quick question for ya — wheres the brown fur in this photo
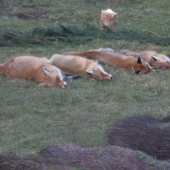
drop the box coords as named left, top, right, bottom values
left=42, top=54, right=112, bottom=80
left=0, top=56, right=67, bottom=88
left=119, top=49, right=170, bottom=68
left=64, top=49, right=154, bottom=74
left=100, top=9, right=117, bottom=30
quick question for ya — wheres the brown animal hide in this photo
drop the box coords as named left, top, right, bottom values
left=100, top=9, right=117, bottom=30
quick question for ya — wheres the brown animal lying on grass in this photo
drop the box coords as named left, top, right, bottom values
left=0, top=56, right=67, bottom=88
left=63, top=48, right=155, bottom=74
left=42, top=54, right=112, bottom=80
left=107, top=114, right=170, bottom=160
left=119, top=49, right=170, bottom=69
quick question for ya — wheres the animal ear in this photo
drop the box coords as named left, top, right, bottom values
left=56, top=76, right=61, bottom=82
left=137, top=57, right=143, bottom=64
left=42, top=67, right=51, bottom=75
left=152, top=55, right=160, bottom=61
left=86, top=69, right=94, bottom=75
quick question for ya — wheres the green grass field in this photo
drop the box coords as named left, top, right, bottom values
left=1, top=0, right=170, bottom=158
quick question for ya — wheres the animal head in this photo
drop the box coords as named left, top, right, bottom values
left=86, top=65, right=112, bottom=80
left=42, top=67, right=67, bottom=88
left=151, top=55, right=170, bottom=69
left=134, top=57, right=154, bottom=74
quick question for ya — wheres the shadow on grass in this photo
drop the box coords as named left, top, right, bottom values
left=0, top=25, right=170, bottom=47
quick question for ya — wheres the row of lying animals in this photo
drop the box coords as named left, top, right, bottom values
left=1, top=114, right=170, bottom=170
left=0, top=48, right=169, bottom=88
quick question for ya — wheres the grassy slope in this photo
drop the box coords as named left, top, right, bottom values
left=0, top=0, right=170, bottom=155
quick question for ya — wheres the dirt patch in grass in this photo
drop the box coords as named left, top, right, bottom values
left=0, top=4, right=11, bottom=15
left=0, top=3, right=50, bottom=20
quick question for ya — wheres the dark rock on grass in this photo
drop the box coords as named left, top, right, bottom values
left=39, top=143, right=148, bottom=170
left=0, top=154, right=72, bottom=170
left=0, top=154, right=46, bottom=170
left=107, top=114, right=170, bottom=160
left=1, top=142, right=170, bottom=170
left=39, top=142, right=170, bottom=170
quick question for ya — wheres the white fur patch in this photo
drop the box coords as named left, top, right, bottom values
left=146, top=62, right=155, bottom=71
left=106, top=9, right=117, bottom=15
left=98, top=65, right=112, bottom=77
left=63, top=81, right=67, bottom=88
left=54, top=66, right=64, bottom=80
left=55, top=67, right=67, bottom=87
left=99, top=65, right=108, bottom=74
left=167, top=57, right=170, bottom=62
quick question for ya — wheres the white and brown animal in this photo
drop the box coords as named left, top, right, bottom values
left=0, top=56, right=67, bottom=88
left=64, top=49, right=154, bottom=74
left=42, top=54, right=112, bottom=80
left=100, top=9, right=117, bottom=30
left=119, top=49, right=170, bottom=69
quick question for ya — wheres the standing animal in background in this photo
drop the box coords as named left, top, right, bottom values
left=0, top=56, right=67, bottom=88
left=119, top=49, right=170, bottom=68
left=100, top=9, right=117, bottom=30
left=64, top=49, right=154, bottom=74
left=107, top=114, right=170, bottom=160
left=42, top=54, right=112, bottom=80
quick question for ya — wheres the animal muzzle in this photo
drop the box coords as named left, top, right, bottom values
left=63, top=82, right=67, bottom=88
left=135, top=71, right=140, bottom=75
